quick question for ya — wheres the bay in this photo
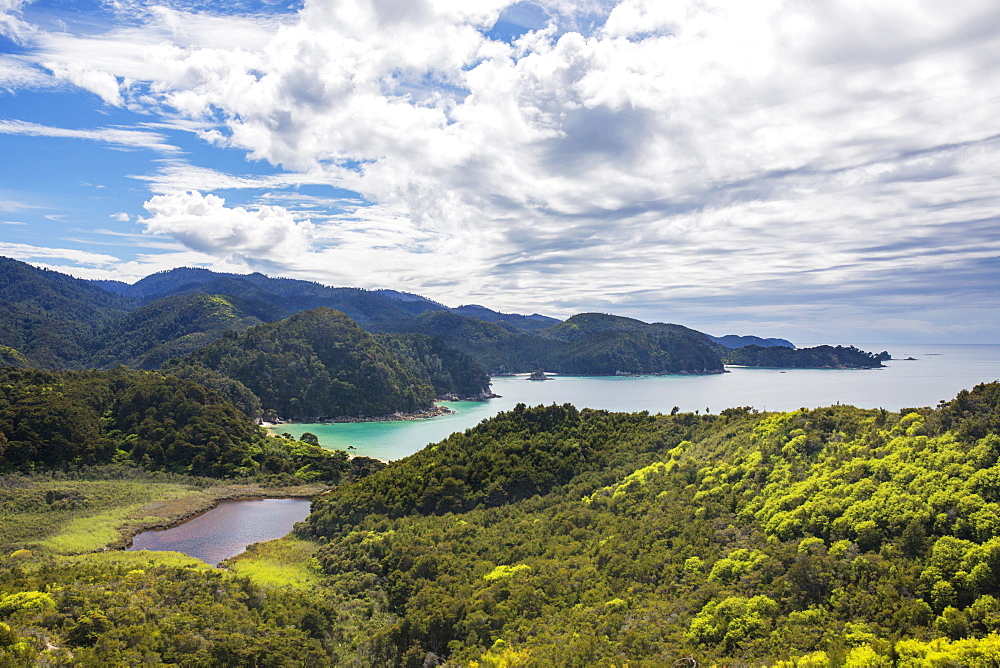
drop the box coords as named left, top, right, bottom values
left=272, top=344, right=1000, bottom=462
left=128, top=498, right=312, bottom=565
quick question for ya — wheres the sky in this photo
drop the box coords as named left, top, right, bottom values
left=1, top=0, right=999, bottom=344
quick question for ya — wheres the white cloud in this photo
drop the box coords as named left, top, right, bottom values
left=140, top=190, right=315, bottom=259
left=0, top=241, right=121, bottom=266
left=0, top=195, right=44, bottom=212
left=0, top=0, right=34, bottom=44
left=0, top=119, right=181, bottom=153
left=4, top=0, right=1000, bottom=341
left=0, top=55, right=53, bottom=90
left=131, top=159, right=339, bottom=195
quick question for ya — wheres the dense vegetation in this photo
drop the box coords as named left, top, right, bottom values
left=711, top=334, right=795, bottom=349
left=0, top=259, right=551, bottom=373
left=0, top=550, right=373, bottom=665
left=293, top=383, right=1000, bottom=665
left=389, top=311, right=726, bottom=375
left=0, top=367, right=378, bottom=482
left=0, top=258, right=132, bottom=369
left=542, top=313, right=724, bottom=375
left=5, top=257, right=854, bottom=377
left=449, top=304, right=559, bottom=330
left=4, top=378, right=1000, bottom=663
left=170, top=308, right=438, bottom=420
left=89, top=293, right=274, bottom=370
left=723, top=344, right=886, bottom=368
left=374, top=333, right=492, bottom=399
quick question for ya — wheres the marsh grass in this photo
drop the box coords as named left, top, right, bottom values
left=223, top=537, right=323, bottom=589
left=65, top=549, right=214, bottom=572
left=1, top=470, right=326, bottom=557
left=0, top=477, right=211, bottom=555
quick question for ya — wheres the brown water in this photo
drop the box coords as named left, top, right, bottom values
left=128, top=497, right=312, bottom=565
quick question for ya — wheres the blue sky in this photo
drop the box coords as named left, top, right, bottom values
left=1, top=0, right=999, bottom=344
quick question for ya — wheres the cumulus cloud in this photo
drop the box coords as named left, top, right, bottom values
left=140, top=190, right=315, bottom=260
left=5, top=0, right=1000, bottom=341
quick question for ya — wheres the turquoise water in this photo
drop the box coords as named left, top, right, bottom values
left=273, top=344, right=1000, bottom=461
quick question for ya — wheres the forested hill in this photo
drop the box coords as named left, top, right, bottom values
left=301, top=383, right=1000, bottom=665
left=373, top=332, right=492, bottom=400
left=0, top=258, right=559, bottom=370
left=723, top=344, right=886, bottom=368
left=712, top=333, right=795, bottom=349
left=387, top=311, right=727, bottom=375
left=541, top=313, right=724, bottom=374
left=169, top=308, right=443, bottom=420
left=0, top=257, right=132, bottom=368
left=1, top=257, right=885, bottom=376
left=449, top=304, right=560, bottom=330
left=0, top=367, right=378, bottom=481
left=95, top=266, right=444, bottom=329
left=89, top=293, right=276, bottom=370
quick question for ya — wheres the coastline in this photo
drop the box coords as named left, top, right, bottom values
left=724, top=364, right=883, bottom=370
left=264, top=403, right=456, bottom=427
left=492, top=369, right=728, bottom=378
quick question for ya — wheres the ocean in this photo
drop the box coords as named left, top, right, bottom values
left=270, top=344, right=1000, bottom=461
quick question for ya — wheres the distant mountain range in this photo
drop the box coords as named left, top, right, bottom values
left=91, top=265, right=561, bottom=332
left=0, top=256, right=882, bottom=415
left=710, top=334, right=795, bottom=349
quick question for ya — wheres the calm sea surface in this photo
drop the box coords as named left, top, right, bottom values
left=128, top=498, right=312, bottom=565
left=273, top=344, right=1000, bottom=462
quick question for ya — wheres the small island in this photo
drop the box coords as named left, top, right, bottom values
left=527, top=370, right=551, bottom=381
left=722, top=344, right=886, bottom=369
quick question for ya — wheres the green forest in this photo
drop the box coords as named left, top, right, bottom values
left=3, top=257, right=833, bottom=379
left=297, top=384, right=1000, bottom=664
left=169, top=308, right=440, bottom=420
left=389, top=311, right=727, bottom=375
left=722, top=345, right=887, bottom=369
left=2, top=254, right=979, bottom=665
left=3, top=382, right=1000, bottom=664
left=0, top=366, right=382, bottom=482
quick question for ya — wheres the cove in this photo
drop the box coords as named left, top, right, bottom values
left=128, top=497, right=312, bottom=565
left=273, top=344, right=1000, bottom=462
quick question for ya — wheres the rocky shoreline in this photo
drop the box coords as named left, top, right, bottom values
left=264, top=393, right=503, bottom=427
left=266, top=404, right=454, bottom=427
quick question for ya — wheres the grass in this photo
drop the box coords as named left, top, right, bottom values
left=65, top=549, right=215, bottom=572
left=0, top=478, right=212, bottom=555
left=223, top=537, right=324, bottom=589
left=1, top=472, right=328, bottom=557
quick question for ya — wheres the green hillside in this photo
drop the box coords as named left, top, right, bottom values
left=3, top=385, right=1000, bottom=664
left=391, top=311, right=726, bottom=375
left=0, top=258, right=132, bottom=368
left=0, top=258, right=747, bottom=377
left=544, top=313, right=725, bottom=374
left=374, top=332, right=493, bottom=399
left=387, top=310, right=554, bottom=374
left=299, top=383, right=1000, bottom=665
left=91, top=293, right=278, bottom=369
left=172, top=307, right=437, bottom=420
left=97, top=266, right=444, bottom=328
left=723, top=344, right=885, bottom=369
left=0, top=367, right=369, bottom=481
